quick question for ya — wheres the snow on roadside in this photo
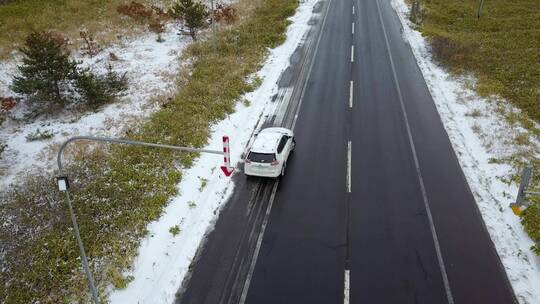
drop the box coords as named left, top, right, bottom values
left=108, top=0, right=319, bottom=302
left=0, top=23, right=187, bottom=189
left=391, top=0, right=540, bottom=302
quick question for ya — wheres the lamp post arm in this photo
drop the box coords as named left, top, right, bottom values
left=57, top=136, right=224, bottom=174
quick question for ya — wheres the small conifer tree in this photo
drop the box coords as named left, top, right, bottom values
left=11, top=32, right=78, bottom=109
left=169, top=0, right=209, bottom=40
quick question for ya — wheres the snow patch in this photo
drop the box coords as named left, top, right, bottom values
left=0, top=23, right=187, bottom=188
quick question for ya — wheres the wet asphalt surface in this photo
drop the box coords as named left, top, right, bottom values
left=175, top=0, right=517, bottom=303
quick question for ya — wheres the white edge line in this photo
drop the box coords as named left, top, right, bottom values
left=344, top=269, right=350, bottom=304
left=347, top=141, right=351, bottom=193
left=374, top=1, right=454, bottom=303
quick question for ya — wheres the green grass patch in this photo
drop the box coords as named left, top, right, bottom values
left=522, top=198, right=540, bottom=255
left=419, top=0, right=539, bottom=122
left=0, top=0, right=161, bottom=58
left=169, top=225, right=181, bottom=236
left=0, top=0, right=299, bottom=302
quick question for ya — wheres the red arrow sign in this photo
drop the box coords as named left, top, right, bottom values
left=220, top=166, right=235, bottom=177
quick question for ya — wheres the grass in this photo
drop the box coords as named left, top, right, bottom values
left=24, top=128, right=54, bottom=141
left=0, top=0, right=160, bottom=59
left=198, top=176, right=208, bottom=192
left=419, top=0, right=539, bottom=123
left=169, top=225, right=181, bottom=236
left=415, top=0, right=540, bottom=254
left=0, top=0, right=299, bottom=301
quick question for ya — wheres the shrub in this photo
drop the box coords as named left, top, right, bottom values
left=25, top=128, right=54, bottom=141
left=80, top=30, right=102, bottom=57
left=1, top=96, right=15, bottom=124
left=11, top=31, right=128, bottom=115
left=522, top=201, right=540, bottom=254
left=169, top=0, right=209, bottom=40
left=429, top=35, right=473, bottom=71
left=75, top=65, right=128, bottom=108
left=1, top=96, right=16, bottom=112
left=0, top=143, right=6, bottom=156
left=214, top=4, right=238, bottom=25
left=117, top=1, right=170, bottom=34
left=117, top=1, right=153, bottom=19
left=11, top=31, right=78, bottom=109
left=149, top=18, right=165, bottom=34
left=169, top=225, right=181, bottom=236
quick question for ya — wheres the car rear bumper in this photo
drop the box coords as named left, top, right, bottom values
left=244, top=164, right=281, bottom=178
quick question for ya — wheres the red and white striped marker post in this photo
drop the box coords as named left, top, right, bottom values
left=220, top=136, right=235, bottom=176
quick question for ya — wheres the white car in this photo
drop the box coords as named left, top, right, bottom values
left=244, top=127, right=295, bottom=178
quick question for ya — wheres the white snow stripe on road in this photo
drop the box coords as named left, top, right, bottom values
left=344, top=269, right=351, bottom=304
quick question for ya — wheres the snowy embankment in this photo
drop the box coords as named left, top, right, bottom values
left=391, top=0, right=540, bottom=303
left=0, top=23, right=187, bottom=189
left=108, top=0, right=318, bottom=302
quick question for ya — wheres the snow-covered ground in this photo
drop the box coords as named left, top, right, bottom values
left=0, top=22, right=187, bottom=189
left=108, top=0, right=319, bottom=302
left=391, top=0, right=540, bottom=302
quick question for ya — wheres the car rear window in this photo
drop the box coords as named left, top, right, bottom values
left=247, top=152, right=275, bottom=163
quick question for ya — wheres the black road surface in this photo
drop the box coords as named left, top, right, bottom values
left=176, top=0, right=517, bottom=303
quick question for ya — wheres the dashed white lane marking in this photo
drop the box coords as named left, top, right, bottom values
left=351, top=45, right=354, bottom=62
left=347, top=141, right=351, bottom=193
left=349, top=80, right=353, bottom=108
left=344, top=269, right=350, bottom=304
left=374, top=0, right=455, bottom=303
left=352, top=22, right=355, bottom=34
left=352, top=5, right=355, bottom=15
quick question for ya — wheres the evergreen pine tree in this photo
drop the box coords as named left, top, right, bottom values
left=11, top=32, right=78, bottom=109
left=169, top=0, right=209, bottom=40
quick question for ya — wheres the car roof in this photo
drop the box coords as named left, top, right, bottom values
left=250, top=128, right=292, bottom=153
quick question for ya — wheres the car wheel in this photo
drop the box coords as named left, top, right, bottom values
left=291, top=139, right=296, bottom=152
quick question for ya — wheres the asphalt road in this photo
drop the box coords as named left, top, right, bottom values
left=176, top=0, right=517, bottom=303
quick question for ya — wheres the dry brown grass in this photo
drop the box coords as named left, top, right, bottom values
left=0, top=0, right=175, bottom=59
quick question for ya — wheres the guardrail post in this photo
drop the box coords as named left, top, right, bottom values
left=511, top=166, right=539, bottom=215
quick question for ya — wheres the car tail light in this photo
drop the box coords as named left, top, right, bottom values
left=271, top=160, right=279, bottom=166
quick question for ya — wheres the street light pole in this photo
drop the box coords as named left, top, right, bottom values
left=63, top=188, right=100, bottom=304
left=56, top=136, right=232, bottom=303
left=210, top=0, right=217, bottom=52
left=477, top=0, right=485, bottom=19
